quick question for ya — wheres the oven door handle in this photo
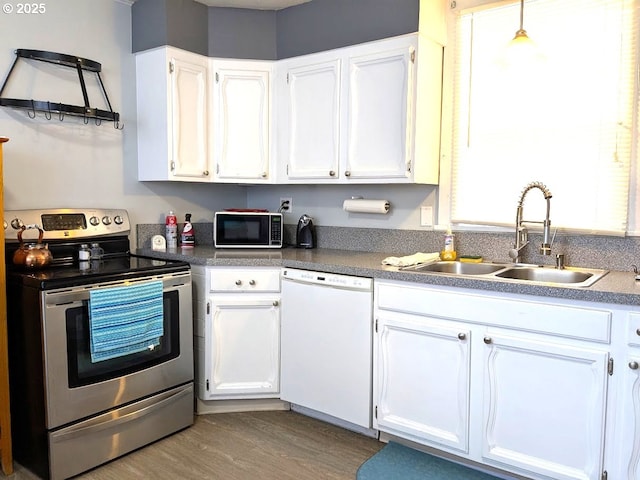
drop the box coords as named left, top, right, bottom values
left=49, top=385, right=192, bottom=443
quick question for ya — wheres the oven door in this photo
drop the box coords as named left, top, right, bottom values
left=42, top=271, right=193, bottom=429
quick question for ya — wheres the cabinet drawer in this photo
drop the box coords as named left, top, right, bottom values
left=209, top=267, right=280, bottom=292
left=628, top=312, right=640, bottom=347
left=376, top=282, right=611, bottom=343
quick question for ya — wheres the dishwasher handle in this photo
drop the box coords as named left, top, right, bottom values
left=282, top=274, right=372, bottom=293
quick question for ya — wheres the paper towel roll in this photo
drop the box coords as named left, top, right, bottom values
left=343, top=199, right=390, bottom=214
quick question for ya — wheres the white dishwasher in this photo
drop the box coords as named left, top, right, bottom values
left=281, top=268, right=373, bottom=431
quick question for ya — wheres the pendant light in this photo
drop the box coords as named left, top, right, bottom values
left=505, top=0, right=542, bottom=68
left=509, top=0, right=536, bottom=52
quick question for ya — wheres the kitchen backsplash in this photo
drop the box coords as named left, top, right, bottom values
left=136, top=223, right=640, bottom=273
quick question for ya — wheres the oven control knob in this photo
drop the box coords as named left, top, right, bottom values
left=114, top=215, right=124, bottom=225
left=10, top=218, right=24, bottom=230
left=89, top=216, right=100, bottom=226
left=102, top=216, right=112, bottom=226
left=3, top=221, right=6, bottom=230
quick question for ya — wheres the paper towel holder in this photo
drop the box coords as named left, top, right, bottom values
left=343, top=197, right=391, bottom=214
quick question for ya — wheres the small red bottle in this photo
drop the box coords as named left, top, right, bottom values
left=180, top=213, right=195, bottom=248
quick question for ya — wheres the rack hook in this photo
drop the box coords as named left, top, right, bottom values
left=44, top=101, right=52, bottom=120
left=114, top=119, right=124, bottom=130
left=59, top=102, right=64, bottom=121
left=95, top=117, right=102, bottom=126
left=28, top=100, right=36, bottom=119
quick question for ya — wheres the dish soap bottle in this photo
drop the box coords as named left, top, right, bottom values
left=441, top=227, right=457, bottom=261
left=180, top=213, right=195, bottom=248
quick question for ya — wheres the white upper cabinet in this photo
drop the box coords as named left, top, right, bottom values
left=211, top=59, right=273, bottom=183
left=283, top=57, right=341, bottom=180
left=136, top=47, right=211, bottom=182
left=345, top=43, right=415, bottom=180
left=278, top=34, right=442, bottom=184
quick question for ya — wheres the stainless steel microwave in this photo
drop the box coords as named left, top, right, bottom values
left=214, top=211, right=283, bottom=249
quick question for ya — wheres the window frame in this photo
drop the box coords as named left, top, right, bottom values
left=436, top=0, right=640, bottom=236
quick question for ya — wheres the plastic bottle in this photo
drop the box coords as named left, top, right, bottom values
left=180, top=213, right=195, bottom=248
left=165, top=211, right=178, bottom=249
left=441, top=227, right=457, bottom=261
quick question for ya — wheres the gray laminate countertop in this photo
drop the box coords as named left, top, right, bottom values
left=135, top=246, right=640, bottom=307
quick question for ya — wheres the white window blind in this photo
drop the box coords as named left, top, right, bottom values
left=450, top=0, right=637, bottom=235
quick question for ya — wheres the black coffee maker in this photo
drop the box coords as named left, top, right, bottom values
left=296, top=214, right=316, bottom=249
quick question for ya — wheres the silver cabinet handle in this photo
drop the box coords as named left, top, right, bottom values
left=203, top=170, right=209, bottom=176
left=483, top=336, right=492, bottom=345
left=235, top=280, right=242, bottom=286
left=273, top=300, right=279, bottom=307
left=457, top=333, right=466, bottom=340
left=249, top=279, right=256, bottom=286
left=261, top=172, right=267, bottom=178
left=329, top=170, right=336, bottom=177
left=630, top=361, right=639, bottom=370
left=636, top=328, right=640, bottom=336
left=345, top=171, right=351, bottom=177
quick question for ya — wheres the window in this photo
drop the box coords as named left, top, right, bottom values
left=445, top=0, right=638, bottom=235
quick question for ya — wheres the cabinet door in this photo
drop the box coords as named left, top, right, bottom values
left=374, top=312, right=470, bottom=453
left=345, top=44, right=415, bottom=180
left=619, top=353, right=640, bottom=480
left=284, top=59, right=341, bottom=180
left=169, top=54, right=210, bottom=179
left=213, top=61, right=271, bottom=182
left=203, top=295, right=280, bottom=399
left=482, top=334, right=608, bottom=480
left=136, top=47, right=210, bottom=182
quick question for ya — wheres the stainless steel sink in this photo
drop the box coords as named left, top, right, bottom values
left=402, top=261, right=508, bottom=275
left=495, top=265, right=609, bottom=287
left=400, top=261, right=609, bottom=287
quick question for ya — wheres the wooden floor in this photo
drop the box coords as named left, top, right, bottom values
left=4, top=411, right=384, bottom=479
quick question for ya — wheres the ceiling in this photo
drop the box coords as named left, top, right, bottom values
left=194, top=0, right=310, bottom=9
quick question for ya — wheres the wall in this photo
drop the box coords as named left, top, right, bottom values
left=132, top=0, right=419, bottom=60
left=132, top=0, right=209, bottom=55
left=0, top=0, right=246, bottom=247
left=275, top=0, right=419, bottom=58
left=208, top=8, right=277, bottom=59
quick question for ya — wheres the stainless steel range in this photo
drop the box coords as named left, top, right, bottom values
left=4, top=208, right=194, bottom=480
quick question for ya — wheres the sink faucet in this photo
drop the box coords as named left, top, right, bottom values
left=508, top=181, right=553, bottom=263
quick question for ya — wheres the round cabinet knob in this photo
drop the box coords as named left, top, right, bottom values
left=249, top=279, right=256, bottom=286
left=636, top=328, right=640, bottom=336
left=261, top=172, right=267, bottom=178
left=203, top=170, right=209, bottom=176
left=235, top=280, right=242, bottom=286
left=345, top=171, right=351, bottom=177
left=457, top=333, right=466, bottom=340
left=329, top=170, right=336, bottom=177
left=273, top=300, right=279, bottom=307
left=483, top=336, right=492, bottom=345
left=630, top=361, right=639, bottom=370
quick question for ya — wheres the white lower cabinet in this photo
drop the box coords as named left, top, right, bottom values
left=618, top=312, right=640, bottom=480
left=375, top=311, right=470, bottom=453
left=197, top=267, right=280, bottom=400
left=481, top=333, right=608, bottom=480
left=374, top=280, right=612, bottom=480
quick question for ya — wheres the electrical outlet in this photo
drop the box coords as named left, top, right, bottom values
left=280, top=197, right=293, bottom=214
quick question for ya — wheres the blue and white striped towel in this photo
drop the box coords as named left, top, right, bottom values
left=89, top=280, right=164, bottom=363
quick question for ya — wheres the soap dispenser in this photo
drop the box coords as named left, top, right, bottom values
left=441, top=227, right=457, bottom=261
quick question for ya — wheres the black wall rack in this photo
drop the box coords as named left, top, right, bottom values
left=0, top=49, right=123, bottom=129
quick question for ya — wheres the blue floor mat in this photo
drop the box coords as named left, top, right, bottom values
left=357, top=442, right=505, bottom=480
